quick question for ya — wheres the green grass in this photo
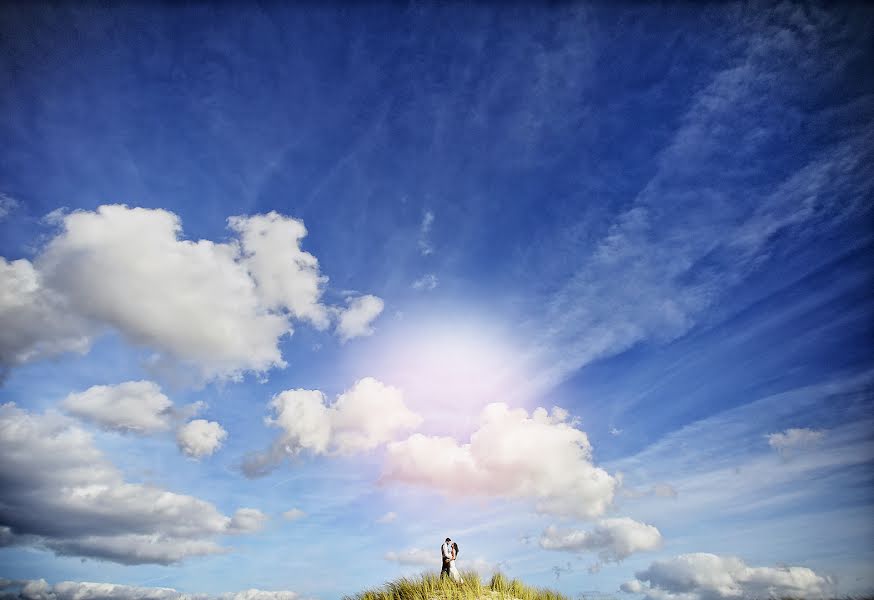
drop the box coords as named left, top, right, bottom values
left=343, top=570, right=571, bottom=600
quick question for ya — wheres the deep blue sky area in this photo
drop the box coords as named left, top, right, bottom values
left=0, top=3, right=872, bottom=600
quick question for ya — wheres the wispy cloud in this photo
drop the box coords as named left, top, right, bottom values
left=607, top=371, right=874, bottom=528
left=418, top=210, right=435, bottom=256
left=0, top=192, right=19, bottom=221
left=376, top=511, right=397, bottom=524
left=411, top=273, right=439, bottom=291
left=282, top=508, right=306, bottom=521
left=767, top=427, right=825, bottom=457
left=522, top=9, right=874, bottom=393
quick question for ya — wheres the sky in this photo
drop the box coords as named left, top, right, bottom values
left=0, top=2, right=872, bottom=600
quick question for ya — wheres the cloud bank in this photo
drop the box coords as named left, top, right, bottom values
left=383, top=403, right=617, bottom=518
left=0, top=205, right=383, bottom=381
left=621, top=553, right=832, bottom=600
left=0, top=579, right=300, bottom=600
left=0, top=403, right=261, bottom=564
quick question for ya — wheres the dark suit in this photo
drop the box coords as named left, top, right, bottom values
left=441, top=542, right=453, bottom=577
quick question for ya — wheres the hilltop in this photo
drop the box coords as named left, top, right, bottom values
left=344, top=571, right=569, bottom=600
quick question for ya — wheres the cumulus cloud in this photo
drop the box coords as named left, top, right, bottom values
left=282, top=508, right=305, bottom=521
left=0, top=205, right=383, bottom=381
left=540, top=518, right=662, bottom=565
left=176, top=419, right=228, bottom=459
left=227, top=212, right=329, bottom=329
left=0, top=578, right=301, bottom=600
left=335, top=295, right=384, bottom=342
left=411, top=273, right=439, bottom=291
left=0, top=257, right=92, bottom=369
left=383, top=403, right=617, bottom=519
left=0, top=403, right=261, bottom=564
left=242, top=377, right=421, bottom=478
left=767, top=428, right=824, bottom=457
left=62, top=381, right=173, bottom=434
left=376, top=511, right=397, bottom=524
left=228, top=508, right=267, bottom=533
left=621, top=553, right=833, bottom=600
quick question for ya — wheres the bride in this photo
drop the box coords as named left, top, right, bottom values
left=449, top=541, right=463, bottom=583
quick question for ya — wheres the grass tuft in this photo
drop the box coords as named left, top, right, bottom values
left=344, top=570, right=570, bottom=600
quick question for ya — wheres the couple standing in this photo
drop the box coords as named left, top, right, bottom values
left=440, top=537, right=462, bottom=583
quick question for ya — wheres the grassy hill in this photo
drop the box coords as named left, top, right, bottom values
left=344, top=571, right=570, bottom=600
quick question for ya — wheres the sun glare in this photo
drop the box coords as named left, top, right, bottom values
left=362, top=313, right=535, bottom=433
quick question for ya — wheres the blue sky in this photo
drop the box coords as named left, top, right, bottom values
left=0, top=3, right=872, bottom=600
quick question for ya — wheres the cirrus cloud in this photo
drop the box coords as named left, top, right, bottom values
left=767, top=428, right=825, bottom=457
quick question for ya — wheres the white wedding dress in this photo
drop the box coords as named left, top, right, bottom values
left=449, top=557, right=463, bottom=583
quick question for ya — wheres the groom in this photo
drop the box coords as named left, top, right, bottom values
left=441, top=537, right=453, bottom=578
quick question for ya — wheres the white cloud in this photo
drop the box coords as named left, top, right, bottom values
left=0, top=578, right=301, bottom=600
left=767, top=428, right=824, bottom=456
left=227, top=212, right=329, bottom=329
left=610, top=427, right=622, bottom=436
left=418, top=210, right=435, bottom=256
left=0, top=403, right=260, bottom=564
left=228, top=508, right=267, bottom=533
left=220, top=591, right=301, bottom=600
left=621, top=553, right=833, bottom=600
left=540, top=518, right=662, bottom=564
left=411, top=273, right=439, bottom=291
left=376, top=511, right=397, bottom=524
left=62, top=381, right=173, bottom=434
left=0, top=257, right=92, bottom=368
left=177, top=419, right=228, bottom=459
left=384, top=547, right=436, bottom=567
left=0, top=205, right=383, bottom=381
left=242, top=377, right=421, bottom=477
left=336, top=295, right=384, bottom=342
left=36, top=205, right=289, bottom=381
left=383, top=403, right=617, bottom=519
left=282, top=508, right=305, bottom=521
